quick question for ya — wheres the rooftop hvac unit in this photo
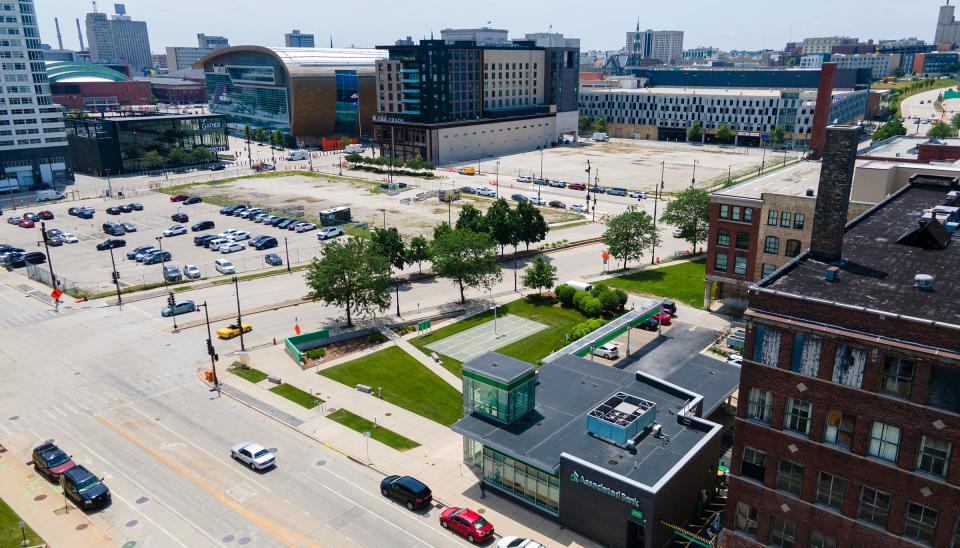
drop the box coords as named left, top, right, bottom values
left=914, top=274, right=934, bottom=292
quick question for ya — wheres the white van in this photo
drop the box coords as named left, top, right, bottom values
left=344, top=143, right=366, bottom=154
left=591, top=133, right=610, bottom=142
left=36, top=190, right=64, bottom=201
left=564, top=280, right=593, bottom=292
left=285, top=149, right=310, bottom=161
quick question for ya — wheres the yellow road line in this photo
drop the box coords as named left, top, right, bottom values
left=96, top=415, right=321, bottom=548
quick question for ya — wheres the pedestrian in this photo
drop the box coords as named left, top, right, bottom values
left=478, top=480, right=486, bottom=499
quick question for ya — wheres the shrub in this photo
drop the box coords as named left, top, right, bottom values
left=368, top=331, right=388, bottom=344
left=614, top=288, right=629, bottom=309
left=600, top=290, right=621, bottom=313
left=555, top=284, right=576, bottom=306
left=571, top=289, right=590, bottom=310
left=580, top=296, right=603, bottom=318
left=305, top=348, right=326, bottom=360
left=568, top=318, right=609, bottom=340
left=393, top=324, right=416, bottom=336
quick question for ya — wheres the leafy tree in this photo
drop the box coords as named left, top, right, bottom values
left=345, top=152, right=363, bottom=163
left=578, top=115, right=593, bottom=132
left=168, top=147, right=189, bottom=166
left=143, top=150, right=164, bottom=169
left=687, top=120, right=703, bottom=142
left=515, top=200, right=549, bottom=251
left=660, top=188, right=711, bottom=251
left=716, top=124, right=734, bottom=143
left=603, top=207, right=660, bottom=269
left=521, top=256, right=557, bottom=296
left=371, top=228, right=407, bottom=317
left=190, top=147, right=213, bottom=164
left=340, top=136, right=353, bottom=147
left=927, top=120, right=955, bottom=138
left=271, top=130, right=285, bottom=147
left=406, top=235, right=431, bottom=274
left=305, top=238, right=392, bottom=327
left=872, top=117, right=907, bottom=142
left=951, top=113, right=960, bottom=132
left=484, top=198, right=517, bottom=255
left=769, top=126, right=786, bottom=145
left=455, top=203, right=487, bottom=233
left=253, top=127, right=266, bottom=143
left=594, top=117, right=607, bottom=133
left=894, top=67, right=905, bottom=78
left=430, top=229, right=502, bottom=303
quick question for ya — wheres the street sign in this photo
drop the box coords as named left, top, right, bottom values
left=601, top=251, right=609, bottom=261
left=50, top=288, right=62, bottom=301
left=362, top=431, right=371, bottom=438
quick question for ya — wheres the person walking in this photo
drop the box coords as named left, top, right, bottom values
left=478, top=480, right=486, bottom=499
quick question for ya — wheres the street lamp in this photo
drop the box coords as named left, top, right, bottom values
left=155, top=236, right=167, bottom=288
left=196, top=301, right=220, bottom=393
left=538, top=146, right=544, bottom=180
left=232, top=275, right=246, bottom=351
left=105, top=168, right=113, bottom=198
left=38, top=222, right=59, bottom=293
left=728, top=164, right=732, bottom=186
left=691, top=159, right=699, bottom=189
left=284, top=236, right=291, bottom=273
left=584, top=159, right=592, bottom=212
left=379, top=208, right=386, bottom=229
left=107, top=245, right=123, bottom=310
left=495, top=161, right=500, bottom=199
left=652, top=161, right=664, bottom=265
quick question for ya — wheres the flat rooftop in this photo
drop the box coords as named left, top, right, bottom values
left=713, top=161, right=824, bottom=200
left=859, top=136, right=960, bottom=162
left=582, top=87, right=782, bottom=97
left=760, top=178, right=960, bottom=326
left=453, top=354, right=719, bottom=488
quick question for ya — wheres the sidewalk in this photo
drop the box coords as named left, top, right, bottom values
left=0, top=449, right=113, bottom=548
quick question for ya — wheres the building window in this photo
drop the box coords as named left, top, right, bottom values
left=784, top=239, right=801, bottom=257
left=752, top=324, right=781, bottom=367
left=879, top=356, right=914, bottom=399
left=761, top=263, right=777, bottom=278
left=743, top=207, right=753, bottom=222
left=769, top=516, right=796, bottom=548
left=733, top=502, right=758, bottom=535
left=776, top=459, right=804, bottom=497
left=794, top=213, right=805, bottom=230
left=764, top=236, right=780, bottom=254
left=858, top=486, right=891, bottom=527
left=809, top=530, right=837, bottom=548
left=789, top=333, right=821, bottom=377
left=732, top=206, right=742, bottom=221
left=740, top=446, right=766, bottom=482
left=832, top=344, right=866, bottom=388
left=929, top=365, right=960, bottom=414
left=768, top=210, right=779, bottom=226
left=916, top=436, right=951, bottom=478
left=720, top=204, right=729, bottom=219
left=735, top=232, right=750, bottom=250
left=868, top=422, right=901, bottom=463
left=903, top=502, right=938, bottom=544
left=734, top=256, right=748, bottom=275
left=714, top=253, right=728, bottom=272
left=716, top=230, right=730, bottom=246
left=824, top=410, right=855, bottom=450
left=783, top=397, right=812, bottom=436
left=815, top=471, right=847, bottom=510
left=747, top=387, right=773, bottom=424
left=780, top=211, right=792, bottom=227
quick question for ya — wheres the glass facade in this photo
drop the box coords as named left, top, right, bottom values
left=334, top=70, right=360, bottom=135
left=463, top=439, right=560, bottom=515
left=462, top=371, right=536, bottom=425
left=116, top=117, right=228, bottom=172
left=205, top=72, right=290, bottom=134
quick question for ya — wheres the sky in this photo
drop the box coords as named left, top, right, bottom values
left=36, top=0, right=941, bottom=53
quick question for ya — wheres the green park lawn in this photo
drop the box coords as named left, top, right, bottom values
left=327, top=409, right=420, bottom=451
left=604, top=258, right=706, bottom=308
left=319, top=346, right=462, bottom=426
left=228, top=364, right=269, bottom=383
left=0, top=497, right=42, bottom=547
left=269, top=383, right=323, bottom=409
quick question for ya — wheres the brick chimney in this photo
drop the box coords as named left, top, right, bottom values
left=808, top=62, right=838, bottom=160
left=810, top=125, right=860, bottom=262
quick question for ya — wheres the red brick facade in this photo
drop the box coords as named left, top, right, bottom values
left=705, top=199, right=760, bottom=301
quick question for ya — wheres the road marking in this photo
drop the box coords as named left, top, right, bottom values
left=96, top=415, right=318, bottom=548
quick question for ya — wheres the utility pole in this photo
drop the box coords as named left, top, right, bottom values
left=652, top=161, right=664, bottom=264
left=495, top=161, right=500, bottom=199
left=584, top=159, right=592, bottom=214
left=199, top=301, right=220, bottom=393
left=155, top=236, right=167, bottom=287
left=691, top=159, right=698, bottom=189
left=105, top=168, right=113, bottom=198
left=39, top=222, right=58, bottom=291
left=284, top=237, right=291, bottom=273
left=232, top=275, right=246, bottom=351
left=108, top=245, right=122, bottom=309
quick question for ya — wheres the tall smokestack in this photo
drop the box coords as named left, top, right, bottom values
left=76, top=18, right=85, bottom=51
left=54, top=17, right=64, bottom=50
left=809, top=126, right=861, bottom=262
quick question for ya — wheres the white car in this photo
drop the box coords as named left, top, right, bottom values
left=253, top=214, right=269, bottom=223
left=230, top=442, right=275, bottom=471
left=218, top=229, right=240, bottom=239
left=629, top=191, right=648, bottom=199
left=229, top=230, right=250, bottom=241
left=221, top=242, right=244, bottom=254
left=59, top=233, right=78, bottom=244
left=208, top=238, right=229, bottom=251
left=530, top=197, right=547, bottom=206
left=592, top=342, right=620, bottom=360
left=163, top=225, right=188, bottom=237
left=317, top=226, right=344, bottom=240
left=570, top=204, right=588, bottom=213
left=183, top=264, right=201, bottom=279
left=477, top=187, right=497, bottom=197
left=517, top=176, right=531, bottom=183
left=214, top=259, right=236, bottom=275
left=295, top=222, right=317, bottom=233
left=498, top=538, right=545, bottom=548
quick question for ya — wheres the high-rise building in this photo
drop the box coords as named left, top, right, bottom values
left=284, top=30, right=315, bottom=48
left=85, top=4, right=151, bottom=73
left=197, top=34, right=228, bottom=50
left=0, top=0, right=72, bottom=190
left=724, top=125, right=960, bottom=548
left=625, top=27, right=684, bottom=66
left=801, top=36, right=858, bottom=55
left=936, top=1, right=960, bottom=46
left=518, top=33, right=581, bottom=134
left=165, top=46, right=214, bottom=72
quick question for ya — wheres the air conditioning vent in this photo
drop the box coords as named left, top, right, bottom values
left=915, top=274, right=934, bottom=292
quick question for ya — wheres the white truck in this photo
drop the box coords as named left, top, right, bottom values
left=36, top=190, right=64, bottom=202
left=591, top=132, right=610, bottom=142
left=344, top=143, right=366, bottom=154
left=285, top=149, right=310, bottom=161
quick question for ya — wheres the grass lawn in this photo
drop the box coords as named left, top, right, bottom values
left=0, top=497, right=42, bottom=547
left=228, top=364, right=269, bottom=384
left=327, top=409, right=420, bottom=451
left=603, top=258, right=706, bottom=308
left=319, top=346, right=462, bottom=426
left=269, top=383, right=323, bottom=409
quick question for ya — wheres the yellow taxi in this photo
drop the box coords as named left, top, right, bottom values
left=216, top=322, right=253, bottom=340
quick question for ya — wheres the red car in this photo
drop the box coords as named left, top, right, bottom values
left=568, top=182, right=586, bottom=191
left=170, top=194, right=189, bottom=202
left=440, top=507, right=494, bottom=543
left=652, top=312, right=672, bottom=326
left=18, top=218, right=35, bottom=228
left=31, top=440, right=76, bottom=482
left=38, top=210, right=54, bottom=220
left=548, top=200, right=566, bottom=209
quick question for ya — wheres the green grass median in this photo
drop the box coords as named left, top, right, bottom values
left=269, top=383, right=323, bottom=409
left=0, top=497, right=42, bottom=547
left=228, top=363, right=269, bottom=383
left=327, top=409, right=420, bottom=451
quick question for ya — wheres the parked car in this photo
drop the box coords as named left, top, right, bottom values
left=59, top=233, right=78, bottom=244
left=230, top=442, right=275, bottom=470
left=194, top=234, right=217, bottom=247
left=253, top=213, right=269, bottom=223
left=142, top=250, right=172, bottom=265
left=589, top=186, right=606, bottom=194
left=477, top=187, right=496, bottom=197
left=96, top=239, right=126, bottom=251
left=440, top=507, right=494, bottom=544
left=102, top=222, right=125, bottom=236
left=380, top=475, right=432, bottom=511
left=18, top=218, right=35, bottom=228
left=548, top=180, right=566, bottom=188
left=217, top=322, right=252, bottom=339
left=228, top=230, right=250, bottom=241
left=208, top=238, right=229, bottom=251
left=120, top=223, right=137, bottom=233
left=32, top=440, right=76, bottom=482
left=251, top=236, right=278, bottom=250
left=460, top=186, right=477, bottom=194
left=106, top=207, right=122, bottom=215
left=295, top=222, right=317, bottom=233
left=183, top=264, right=202, bottom=280
left=171, top=213, right=189, bottom=223
left=498, top=538, right=546, bottom=548
left=7, top=216, right=20, bottom=225
left=220, top=242, right=244, bottom=254
left=77, top=208, right=95, bottom=219
left=288, top=221, right=307, bottom=232
left=129, top=203, right=144, bottom=211
left=12, top=251, right=46, bottom=267
left=220, top=205, right=240, bottom=215
left=117, top=204, right=132, bottom=213
left=127, top=246, right=154, bottom=260
left=548, top=200, right=566, bottom=209
left=241, top=208, right=264, bottom=219
left=592, top=342, right=620, bottom=360
left=163, top=264, right=182, bottom=283
left=38, top=210, right=54, bottom=220
left=161, top=300, right=196, bottom=317
left=672, top=228, right=683, bottom=238
left=661, top=298, right=677, bottom=316
left=607, top=187, right=628, bottom=197
left=570, top=204, right=588, bottom=213
left=530, top=197, right=547, bottom=206
left=214, top=258, right=236, bottom=274
left=169, top=194, right=189, bottom=202
left=209, top=163, right=226, bottom=171
left=67, top=207, right=81, bottom=216
left=517, top=176, right=531, bottom=183
left=135, top=247, right=158, bottom=262
left=511, top=194, right=529, bottom=203
left=46, top=236, right=63, bottom=247
left=317, top=226, right=344, bottom=240
left=218, top=229, right=240, bottom=239
left=628, top=191, right=647, bottom=199
left=163, top=225, right=188, bottom=237
left=61, top=465, right=111, bottom=510
left=192, top=220, right=215, bottom=232
left=231, top=208, right=248, bottom=217
left=639, top=318, right=660, bottom=331
left=652, top=311, right=672, bottom=326
left=567, top=182, right=586, bottom=191
left=264, top=253, right=283, bottom=266
left=183, top=197, right=202, bottom=205
left=277, top=219, right=295, bottom=229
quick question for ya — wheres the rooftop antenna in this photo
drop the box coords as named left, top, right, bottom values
left=92, top=1, right=98, bottom=13
left=329, top=35, right=333, bottom=48
left=76, top=18, right=85, bottom=50
left=54, top=17, right=64, bottom=50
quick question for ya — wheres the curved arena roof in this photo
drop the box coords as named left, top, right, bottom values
left=45, top=61, right=128, bottom=83
left=194, top=45, right=387, bottom=76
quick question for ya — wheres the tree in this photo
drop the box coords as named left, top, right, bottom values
left=271, top=130, right=285, bottom=147
left=455, top=203, right=487, bottom=233
left=928, top=120, right=955, bottom=138
left=594, top=117, right=607, bottom=133
left=143, top=150, right=164, bottom=169
left=190, top=147, right=214, bottom=165
left=894, top=67, right=905, bottom=78
left=716, top=124, right=734, bottom=143
left=661, top=188, right=711, bottom=252
left=168, top=147, right=189, bottom=166
left=430, top=229, right=502, bottom=303
left=603, top=207, right=660, bottom=269
left=687, top=120, right=703, bottom=142
left=521, top=256, right=557, bottom=296
left=484, top=198, right=517, bottom=255
left=578, top=115, right=593, bottom=133
left=769, top=126, right=786, bottom=145
left=872, top=117, right=907, bottom=142
left=253, top=127, right=266, bottom=143
left=371, top=228, right=407, bottom=317
left=951, top=113, right=960, bottom=133
left=340, top=136, right=353, bottom=147
left=305, top=238, right=392, bottom=327
left=515, top=200, right=549, bottom=251
left=406, top=235, right=431, bottom=274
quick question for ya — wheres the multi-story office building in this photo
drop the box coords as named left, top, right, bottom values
left=517, top=33, right=580, bottom=133
left=0, top=0, right=71, bottom=191
left=724, top=125, right=960, bottom=548
left=683, top=47, right=721, bottom=61
left=84, top=4, right=151, bottom=73
left=626, top=27, right=684, bottom=66
left=936, top=0, right=960, bottom=46
left=914, top=51, right=960, bottom=75
left=197, top=34, right=228, bottom=50
left=798, top=55, right=826, bottom=70
left=166, top=47, right=213, bottom=72
left=801, top=36, right=858, bottom=55
left=440, top=27, right=509, bottom=46
left=151, top=52, right=166, bottom=70
left=877, top=38, right=934, bottom=73
left=831, top=53, right=897, bottom=79
left=284, top=30, right=314, bottom=48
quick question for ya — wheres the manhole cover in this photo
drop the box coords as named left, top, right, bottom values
left=136, top=496, right=149, bottom=504
left=477, top=508, right=486, bottom=514
left=328, top=407, right=337, bottom=413
left=238, top=537, right=251, bottom=545
left=222, top=535, right=235, bottom=543
left=122, top=542, right=137, bottom=548
left=34, top=494, right=47, bottom=501
left=75, top=524, right=88, bottom=531
left=8, top=416, right=18, bottom=420
left=126, top=520, right=138, bottom=528
left=385, top=413, right=392, bottom=417
left=608, top=459, right=619, bottom=465
left=315, top=460, right=326, bottom=466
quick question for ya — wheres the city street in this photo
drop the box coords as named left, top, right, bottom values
left=899, top=87, right=947, bottom=135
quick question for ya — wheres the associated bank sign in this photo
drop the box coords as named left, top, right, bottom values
left=569, top=471, right=640, bottom=507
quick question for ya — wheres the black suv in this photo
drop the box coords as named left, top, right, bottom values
left=380, top=475, right=432, bottom=511
left=171, top=213, right=189, bottom=223
left=103, top=222, right=125, bottom=236
left=251, top=236, right=278, bottom=250
left=31, top=440, right=76, bottom=482
left=194, top=234, right=217, bottom=246
left=61, top=465, right=111, bottom=510
left=192, top=220, right=215, bottom=232
left=96, top=239, right=126, bottom=251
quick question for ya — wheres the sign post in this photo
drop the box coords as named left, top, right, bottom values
left=602, top=250, right=609, bottom=273
left=363, top=431, right=371, bottom=463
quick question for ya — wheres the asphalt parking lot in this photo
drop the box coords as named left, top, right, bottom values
left=0, top=191, right=335, bottom=293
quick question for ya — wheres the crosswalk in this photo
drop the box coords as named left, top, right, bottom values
left=0, top=308, right=63, bottom=328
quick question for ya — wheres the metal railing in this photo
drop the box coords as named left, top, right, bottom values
left=541, top=299, right=664, bottom=364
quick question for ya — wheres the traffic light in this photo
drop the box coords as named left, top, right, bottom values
left=206, top=339, right=219, bottom=362
left=167, top=293, right=175, bottom=308
left=111, top=271, right=119, bottom=284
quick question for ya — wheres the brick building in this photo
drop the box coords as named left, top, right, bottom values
left=724, top=126, right=960, bottom=547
